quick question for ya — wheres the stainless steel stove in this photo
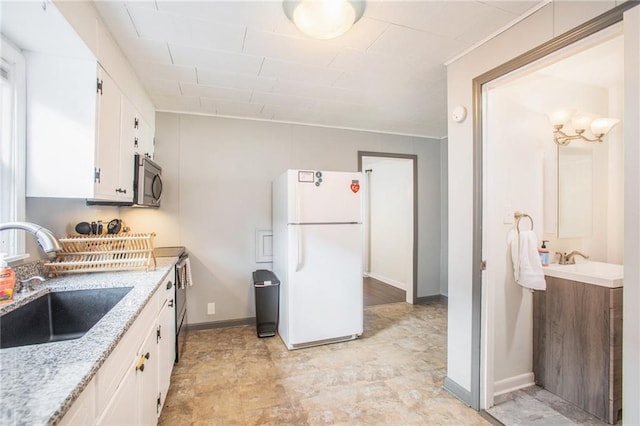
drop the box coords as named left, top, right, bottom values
left=154, top=246, right=188, bottom=363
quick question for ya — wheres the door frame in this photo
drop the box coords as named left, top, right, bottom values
left=358, top=151, right=418, bottom=304
left=470, top=2, right=637, bottom=410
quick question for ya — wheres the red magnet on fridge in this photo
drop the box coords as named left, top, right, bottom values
left=350, top=181, right=360, bottom=193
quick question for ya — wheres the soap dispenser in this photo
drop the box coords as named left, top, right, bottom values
left=538, top=241, right=550, bottom=266
left=0, top=253, right=16, bottom=304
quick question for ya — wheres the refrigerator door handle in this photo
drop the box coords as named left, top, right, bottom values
left=295, top=226, right=303, bottom=271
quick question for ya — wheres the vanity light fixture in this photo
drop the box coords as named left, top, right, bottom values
left=550, top=109, right=620, bottom=146
left=283, top=0, right=366, bottom=40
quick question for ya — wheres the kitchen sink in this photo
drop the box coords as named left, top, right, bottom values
left=0, top=287, right=133, bottom=349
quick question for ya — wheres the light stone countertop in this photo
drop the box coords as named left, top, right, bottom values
left=0, top=258, right=177, bottom=426
left=543, top=261, right=623, bottom=288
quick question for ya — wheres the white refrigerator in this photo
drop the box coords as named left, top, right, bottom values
left=273, top=170, right=364, bottom=350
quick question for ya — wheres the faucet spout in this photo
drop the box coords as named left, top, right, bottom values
left=0, top=222, right=62, bottom=258
left=565, top=250, right=589, bottom=264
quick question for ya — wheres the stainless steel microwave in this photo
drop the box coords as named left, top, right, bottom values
left=133, top=154, right=163, bottom=207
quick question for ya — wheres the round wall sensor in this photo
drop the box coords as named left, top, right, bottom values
left=452, top=106, right=467, bottom=123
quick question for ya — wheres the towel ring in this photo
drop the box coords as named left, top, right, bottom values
left=514, top=211, right=534, bottom=232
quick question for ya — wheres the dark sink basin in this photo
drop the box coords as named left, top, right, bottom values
left=0, top=287, right=133, bottom=349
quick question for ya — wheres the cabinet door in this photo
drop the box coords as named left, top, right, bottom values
left=25, top=53, right=97, bottom=198
left=117, top=97, right=136, bottom=201
left=96, top=357, right=138, bottom=426
left=158, top=279, right=176, bottom=412
left=60, top=378, right=96, bottom=426
left=94, top=66, right=122, bottom=201
left=137, top=116, right=155, bottom=160
left=138, top=318, right=160, bottom=425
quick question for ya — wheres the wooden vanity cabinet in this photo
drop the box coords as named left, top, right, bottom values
left=533, top=277, right=622, bottom=424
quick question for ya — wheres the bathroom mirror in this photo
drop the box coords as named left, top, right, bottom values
left=557, top=145, right=593, bottom=238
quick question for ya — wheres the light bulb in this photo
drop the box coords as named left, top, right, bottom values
left=292, top=0, right=356, bottom=39
left=283, top=0, right=365, bottom=39
left=590, top=118, right=620, bottom=136
left=549, top=109, right=575, bottom=127
left=571, top=113, right=596, bottom=132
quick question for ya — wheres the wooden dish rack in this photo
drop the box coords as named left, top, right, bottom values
left=45, top=233, right=157, bottom=276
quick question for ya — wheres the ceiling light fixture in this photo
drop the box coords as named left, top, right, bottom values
left=549, top=109, right=620, bottom=146
left=283, top=0, right=365, bottom=40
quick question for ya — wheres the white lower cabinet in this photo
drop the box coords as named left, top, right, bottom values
left=137, top=318, right=160, bottom=425
left=158, top=279, right=176, bottom=414
left=59, top=378, right=96, bottom=426
left=96, top=357, right=137, bottom=426
left=63, top=273, right=175, bottom=425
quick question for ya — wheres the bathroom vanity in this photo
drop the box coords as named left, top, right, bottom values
left=534, top=262, right=623, bottom=424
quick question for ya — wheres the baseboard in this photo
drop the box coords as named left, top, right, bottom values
left=185, top=317, right=255, bottom=331
left=416, top=294, right=447, bottom=305
left=479, top=410, right=505, bottom=426
left=366, top=272, right=406, bottom=290
left=493, top=372, right=535, bottom=397
left=444, top=377, right=474, bottom=407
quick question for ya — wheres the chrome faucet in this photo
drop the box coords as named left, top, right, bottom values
left=18, top=275, right=46, bottom=293
left=0, top=222, right=62, bottom=258
left=556, top=250, right=590, bottom=265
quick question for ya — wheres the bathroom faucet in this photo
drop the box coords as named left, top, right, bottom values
left=556, top=250, right=590, bottom=265
left=0, top=222, right=62, bottom=258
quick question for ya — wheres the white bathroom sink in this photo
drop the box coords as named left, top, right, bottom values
left=543, top=261, right=623, bottom=288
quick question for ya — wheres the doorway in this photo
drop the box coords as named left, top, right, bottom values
left=467, top=2, right=636, bottom=420
left=358, top=151, right=417, bottom=306
left=481, top=25, right=623, bottom=422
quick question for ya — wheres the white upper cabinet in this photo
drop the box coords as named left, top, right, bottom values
left=136, top=116, right=155, bottom=160
left=24, top=52, right=98, bottom=198
left=3, top=0, right=155, bottom=203
left=92, top=66, right=137, bottom=203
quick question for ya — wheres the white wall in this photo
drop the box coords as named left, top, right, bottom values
left=446, top=0, right=618, bottom=401
left=130, top=113, right=444, bottom=325
left=363, top=157, right=413, bottom=290
left=484, top=92, right=544, bottom=390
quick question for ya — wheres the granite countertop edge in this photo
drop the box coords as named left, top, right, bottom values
left=0, top=257, right=177, bottom=426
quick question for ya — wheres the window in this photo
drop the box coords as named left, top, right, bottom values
left=0, top=37, right=26, bottom=260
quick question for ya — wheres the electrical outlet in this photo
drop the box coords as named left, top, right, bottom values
left=207, top=302, right=216, bottom=315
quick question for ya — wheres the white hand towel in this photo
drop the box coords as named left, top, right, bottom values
left=508, top=229, right=546, bottom=291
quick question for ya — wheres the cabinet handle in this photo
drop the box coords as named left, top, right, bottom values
left=135, top=352, right=150, bottom=372
left=168, top=299, right=174, bottom=308
left=134, top=137, right=138, bottom=148
left=134, top=117, right=139, bottom=129
left=115, top=188, right=127, bottom=194
left=166, top=280, right=173, bottom=290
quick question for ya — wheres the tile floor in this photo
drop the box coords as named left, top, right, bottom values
left=159, top=301, right=490, bottom=425
left=486, top=385, right=613, bottom=425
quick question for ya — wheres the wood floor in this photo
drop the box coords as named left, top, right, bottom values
left=363, top=276, right=405, bottom=306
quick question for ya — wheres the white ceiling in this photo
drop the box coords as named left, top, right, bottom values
left=94, top=0, right=545, bottom=138
left=539, top=34, right=624, bottom=89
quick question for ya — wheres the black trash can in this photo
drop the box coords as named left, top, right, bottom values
left=252, top=269, right=280, bottom=338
